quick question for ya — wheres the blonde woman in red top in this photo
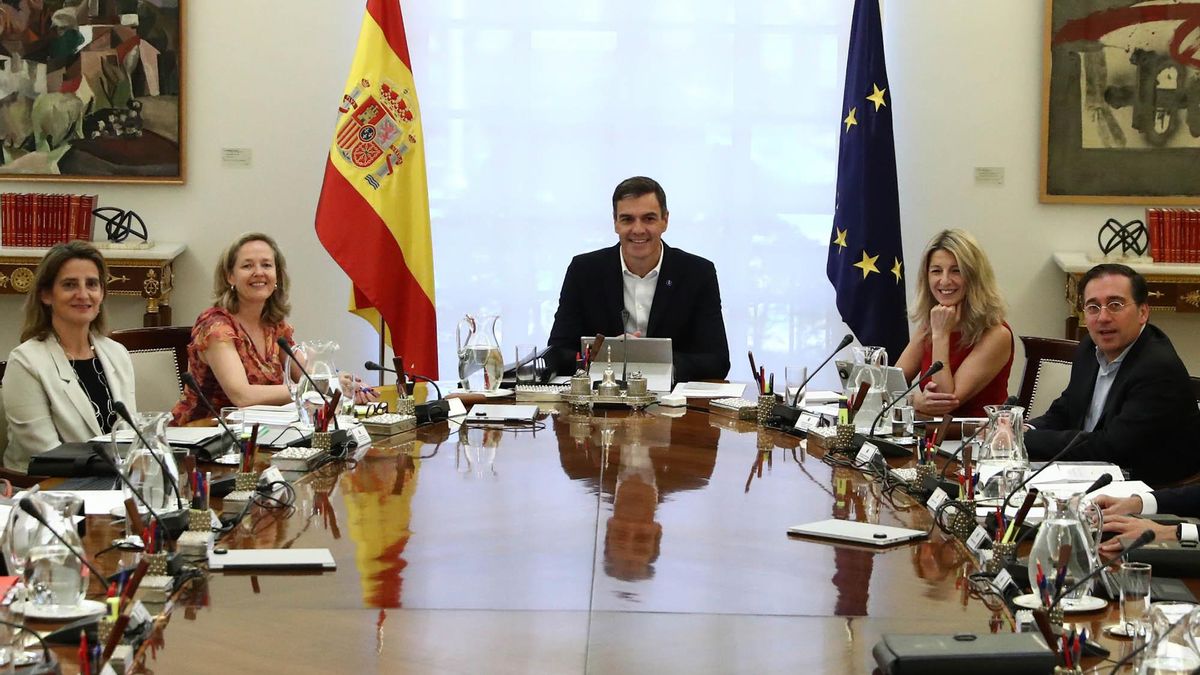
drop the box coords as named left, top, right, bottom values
left=895, top=229, right=1013, bottom=418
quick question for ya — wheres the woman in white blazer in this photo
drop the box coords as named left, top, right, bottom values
left=2, top=241, right=136, bottom=473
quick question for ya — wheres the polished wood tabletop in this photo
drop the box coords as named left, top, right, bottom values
left=53, top=403, right=1161, bottom=673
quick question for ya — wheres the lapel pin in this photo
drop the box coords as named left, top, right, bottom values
left=666, top=279, right=673, bottom=288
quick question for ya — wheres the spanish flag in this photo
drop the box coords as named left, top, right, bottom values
left=315, top=0, right=438, bottom=377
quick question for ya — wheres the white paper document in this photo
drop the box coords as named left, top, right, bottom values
left=42, top=490, right=130, bottom=516
left=670, top=382, right=746, bottom=398
left=93, top=427, right=223, bottom=446
left=804, top=390, right=842, bottom=405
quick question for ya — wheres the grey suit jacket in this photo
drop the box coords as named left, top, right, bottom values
left=2, top=334, right=136, bottom=473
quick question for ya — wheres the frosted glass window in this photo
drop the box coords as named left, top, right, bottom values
left=405, top=1, right=863, bottom=387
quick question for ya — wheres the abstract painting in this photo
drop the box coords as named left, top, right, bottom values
left=0, top=0, right=182, bottom=183
left=1042, top=0, right=1200, bottom=203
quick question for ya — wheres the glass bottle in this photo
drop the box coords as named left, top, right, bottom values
left=1026, top=488, right=1100, bottom=603
left=847, top=346, right=888, bottom=433
left=456, top=314, right=503, bottom=392
left=1138, top=602, right=1200, bottom=674
left=120, top=411, right=184, bottom=513
left=977, top=404, right=1030, bottom=500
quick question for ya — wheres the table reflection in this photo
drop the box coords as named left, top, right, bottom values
left=343, top=444, right=422, bottom=608
left=554, top=411, right=717, bottom=582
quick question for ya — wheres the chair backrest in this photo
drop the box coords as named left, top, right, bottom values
left=1017, top=336, right=1079, bottom=419
left=109, top=326, right=192, bottom=413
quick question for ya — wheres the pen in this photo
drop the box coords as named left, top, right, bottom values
left=847, top=381, right=870, bottom=422
left=1003, top=487, right=1039, bottom=543
left=767, top=373, right=774, bottom=396
left=748, top=351, right=760, bottom=392
left=79, top=630, right=89, bottom=675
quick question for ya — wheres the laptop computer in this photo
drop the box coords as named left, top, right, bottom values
left=580, top=336, right=673, bottom=392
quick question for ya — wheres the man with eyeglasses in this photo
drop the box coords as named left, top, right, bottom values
left=1025, top=263, right=1200, bottom=486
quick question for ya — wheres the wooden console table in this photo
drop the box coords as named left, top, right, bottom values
left=1054, top=251, right=1200, bottom=338
left=0, top=242, right=185, bottom=326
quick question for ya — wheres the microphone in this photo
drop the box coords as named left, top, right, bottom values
left=867, top=361, right=943, bottom=439
left=277, top=337, right=331, bottom=403
left=111, top=401, right=184, bottom=511
left=363, top=361, right=449, bottom=424
left=1000, top=429, right=1089, bottom=514
left=0, top=618, right=59, bottom=674
left=1050, top=529, right=1155, bottom=607
left=181, top=372, right=245, bottom=459
left=792, top=333, right=854, bottom=406
left=1084, top=473, right=1113, bottom=495
left=18, top=497, right=107, bottom=583
left=364, top=361, right=445, bottom=400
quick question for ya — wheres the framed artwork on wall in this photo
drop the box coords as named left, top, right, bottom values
left=1041, top=0, right=1200, bottom=204
left=0, top=0, right=183, bottom=184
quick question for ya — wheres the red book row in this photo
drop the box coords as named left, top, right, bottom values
left=1147, top=208, right=1200, bottom=264
left=0, top=193, right=98, bottom=248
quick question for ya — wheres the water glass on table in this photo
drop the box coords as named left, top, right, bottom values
left=1108, top=561, right=1151, bottom=638
left=785, top=366, right=806, bottom=405
left=515, top=344, right=538, bottom=386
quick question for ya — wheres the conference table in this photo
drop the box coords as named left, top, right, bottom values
left=52, top=400, right=1170, bottom=673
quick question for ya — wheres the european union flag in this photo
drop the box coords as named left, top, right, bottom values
left=826, top=0, right=908, bottom=361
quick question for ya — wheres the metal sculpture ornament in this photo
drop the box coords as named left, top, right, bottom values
left=1097, top=218, right=1148, bottom=257
left=94, top=207, right=148, bottom=244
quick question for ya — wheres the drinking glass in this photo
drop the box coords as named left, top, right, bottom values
left=1118, top=562, right=1152, bottom=637
left=515, top=344, right=538, bottom=386
left=890, top=405, right=914, bottom=437
left=785, top=366, right=807, bottom=405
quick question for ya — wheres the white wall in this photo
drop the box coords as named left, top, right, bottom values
left=4, top=1, right=1195, bottom=390
left=887, top=0, right=1200, bottom=383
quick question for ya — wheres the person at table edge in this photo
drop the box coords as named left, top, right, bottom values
left=545, top=176, right=730, bottom=382
left=1024, top=263, right=1200, bottom=487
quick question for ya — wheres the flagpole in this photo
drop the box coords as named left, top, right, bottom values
left=378, top=315, right=386, bottom=387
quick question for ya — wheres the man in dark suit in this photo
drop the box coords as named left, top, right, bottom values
left=1025, top=263, right=1200, bottom=487
left=546, top=176, right=730, bottom=382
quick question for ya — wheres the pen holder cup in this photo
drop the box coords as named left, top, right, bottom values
left=569, top=374, right=592, bottom=396
left=913, top=464, right=935, bottom=485
left=97, top=619, right=114, bottom=648
left=756, top=395, right=775, bottom=426
left=145, top=552, right=169, bottom=576
left=394, top=397, right=416, bottom=416
left=1048, top=605, right=1064, bottom=629
left=985, top=541, right=1016, bottom=574
left=312, top=431, right=333, bottom=451
left=188, top=509, right=209, bottom=532
left=833, top=423, right=855, bottom=451
left=947, top=500, right=976, bottom=541
left=625, top=377, right=648, bottom=397
left=235, top=471, right=259, bottom=492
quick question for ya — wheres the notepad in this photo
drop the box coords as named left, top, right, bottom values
left=208, top=548, right=336, bottom=570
